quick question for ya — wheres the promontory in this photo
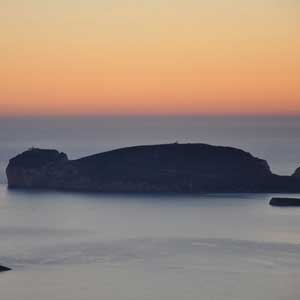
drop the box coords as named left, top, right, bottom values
left=6, top=143, right=300, bottom=193
left=0, top=265, right=11, bottom=272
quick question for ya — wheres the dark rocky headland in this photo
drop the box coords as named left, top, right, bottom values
left=6, top=143, right=300, bottom=193
left=0, top=265, right=11, bottom=272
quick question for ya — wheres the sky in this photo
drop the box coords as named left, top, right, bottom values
left=0, top=0, right=299, bottom=116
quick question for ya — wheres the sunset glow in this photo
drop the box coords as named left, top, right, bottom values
left=1, top=0, right=299, bottom=116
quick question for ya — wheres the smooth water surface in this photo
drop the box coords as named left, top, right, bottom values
left=0, top=185, right=300, bottom=300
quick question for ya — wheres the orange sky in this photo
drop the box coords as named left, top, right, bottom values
left=0, top=0, right=299, bottom=116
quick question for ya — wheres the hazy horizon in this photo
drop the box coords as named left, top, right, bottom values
left=1, top=113, right=300, bottom=118
left=1, top=115, right=300, bottom=184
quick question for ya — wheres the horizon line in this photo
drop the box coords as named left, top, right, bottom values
left=0, top=113, right=300, bottom=119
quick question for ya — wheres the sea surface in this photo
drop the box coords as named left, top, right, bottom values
left=0, top=116, right=300, bottom=300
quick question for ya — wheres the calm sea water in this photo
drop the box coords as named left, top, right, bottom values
left=0, top=116, right=300, bottom=300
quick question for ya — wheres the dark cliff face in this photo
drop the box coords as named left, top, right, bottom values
left=292, top=167, right=300, bottom=178
left=6, top=148, right=68, bottom=188
left=5, top=143, right=300, bottom=193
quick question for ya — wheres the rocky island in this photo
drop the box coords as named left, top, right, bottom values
left=6, top=143, right=300, bottom=193
left=270, top=197, right=300, bottom=207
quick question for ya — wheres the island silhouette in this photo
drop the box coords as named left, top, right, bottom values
left=6, top=143, right=300, bottom=193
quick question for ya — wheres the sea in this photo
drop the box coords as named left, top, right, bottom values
left=0, top=116, right=300, bottom=300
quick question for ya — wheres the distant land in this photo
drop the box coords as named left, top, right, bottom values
left=6, top=143, right=300, bottom=193
left=270, top=197, right=300, bottom=207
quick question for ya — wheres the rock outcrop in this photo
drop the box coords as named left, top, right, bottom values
left=6, top=143, right=300, bottom=193
left=0, top=265, right=11, bottom=272
left=292, top=167, right=300, bottom=179
left=6, top=148, right=68, bottom=189
left=270, top=197, right=300, bottom=206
